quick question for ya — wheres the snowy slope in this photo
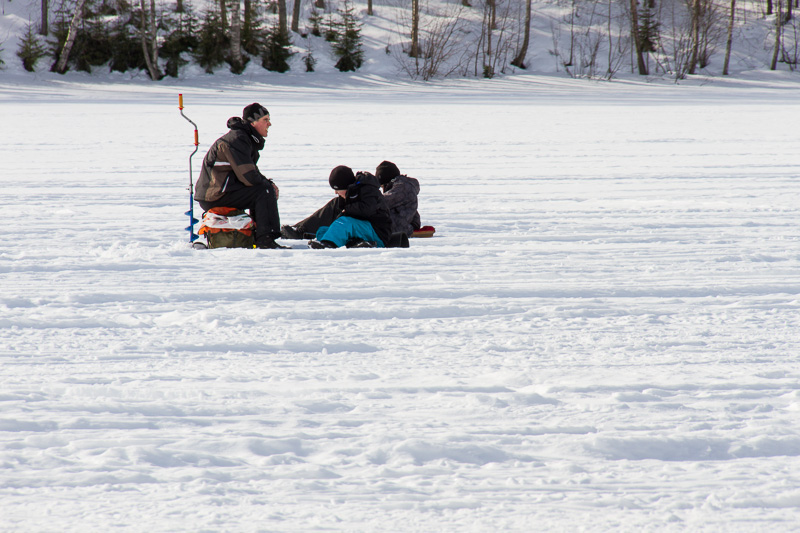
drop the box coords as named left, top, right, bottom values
left=2, top=0, right=800, bottom=80
left=2, top=72, right=800, bottom=531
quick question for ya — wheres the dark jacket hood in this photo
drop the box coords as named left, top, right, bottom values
left=227, top=116, right=265, bottom=149
left=384, top=174, right=420, bottom=194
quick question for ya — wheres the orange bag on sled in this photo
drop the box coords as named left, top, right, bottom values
left=198, top=207, right=255, bottom=249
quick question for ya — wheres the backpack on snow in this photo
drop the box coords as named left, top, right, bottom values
left=198, top=207, right=255, bottom=249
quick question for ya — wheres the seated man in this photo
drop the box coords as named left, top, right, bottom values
left=309, top=166, right=392, bottom=249
left=375, top=161, right=421, bottom=237
left=194, top=103, right=286, bottom=249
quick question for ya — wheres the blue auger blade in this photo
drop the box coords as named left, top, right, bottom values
left=186, top=208, right=200, bottom=242
left=186, top=226, right=200, bottom=242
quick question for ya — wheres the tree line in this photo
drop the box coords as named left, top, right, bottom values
left=7, top=0, right=800, bottom=80
left=13, top=0, right=365, bottom=77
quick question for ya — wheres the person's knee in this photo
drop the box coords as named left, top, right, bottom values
left=252, top=183, right=276, bottom=206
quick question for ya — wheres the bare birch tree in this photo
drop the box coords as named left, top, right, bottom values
left=279, top=0, right=288, bottom=35
left=485, top=0, right=496, bottom=75
left=722, top=0, right=735, bottom=74
left=630, top=0, right=648, bottom=74
left=40, top=0, right=48, bottom=35
left=511, top=0, right=532, bottom=68
left=292, top=0, right=302, bottom=32
left=53, top=0, right=87, bottom=73
left=140, top=0, right=163, bottom=79
left=771, top=0, right=782, bottom=69
left=687, top=0, right=702, bottom=74
left=410, top=0, right=421, bottom=57
left=394, top=1, right=469, bottom=80
left=230, top=0, right=244, bottom=71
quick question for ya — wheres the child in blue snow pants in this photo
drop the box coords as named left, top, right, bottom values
left=315, top=217, right=386, bottom=248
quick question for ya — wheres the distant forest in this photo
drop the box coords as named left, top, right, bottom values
left=9, top=0, right=800, bottom=80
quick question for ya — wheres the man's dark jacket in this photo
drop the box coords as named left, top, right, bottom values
left=195, top=117, right=273, bottom=202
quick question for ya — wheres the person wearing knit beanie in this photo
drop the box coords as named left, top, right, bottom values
left=242, top=103, right=269, bottom=123
left=308, top=167, right=392, bottom=249
left=374, top=161, right=421, bottom=237
left=329, top=165, right=356, bottom=191
left=375, top=161, right=400, bottom=187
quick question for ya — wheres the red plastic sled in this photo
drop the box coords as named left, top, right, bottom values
left=412, top=225, right=436, bottom=238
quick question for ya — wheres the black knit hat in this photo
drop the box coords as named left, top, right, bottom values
left=375, top=161, right=400, bottom=185
left=329, top=165, right=356, bottom=190
left=243, top=103, right=269, bottom=123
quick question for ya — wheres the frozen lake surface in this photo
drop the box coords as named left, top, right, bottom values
left=2, top=74, right=800, bottom=531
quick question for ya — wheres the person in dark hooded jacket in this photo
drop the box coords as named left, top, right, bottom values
left=309, top=166, right=392, bottom=249
left=195, top=103, right=285, bottom=249
left=375, top=161, right=421, bottom=237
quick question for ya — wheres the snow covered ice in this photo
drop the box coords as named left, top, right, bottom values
left=2, top=72, right=800, bottom=531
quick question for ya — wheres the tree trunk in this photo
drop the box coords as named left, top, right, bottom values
left=149, top=0, right=160, bottom=71
left=139, top=0, right=162, bottom=80
left=220, top=0, right=228, bottom=28
left=511, top=0, right=531, bottom=68
left=687, top=0, right=701, bottom=74
left=52, top=0, right=87, bottom=74
left=40, top=0, right=48, bottom=35
left=230, top=0, right=243, bottom=69
left=177, top=0, right=184, bottom=12
left=292, top=0, right=302, bottom=32
left=630, top=0, right=648, bottom=75
left=278, top=0, right=288, bottom=35
left=722, top=0, right=735, bottom=75
left=410, top=0, right=420, bottom=58
left=485, top=0, right=495, bottom=68
left=770, top=0, right=782, bottom=69
left=567, top=0, right=575, bottom=66
left=367, top=0, right=373, bottom=16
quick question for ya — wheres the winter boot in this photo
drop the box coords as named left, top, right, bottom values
left=386, top=232, right=410, bottom=248
left=346, top=238, right=377, bottom=248
left=280, top=225, right=304, bottom=240
left=308, top=239, right=337, bottom=249
left=255, top=239, right=289, bottom=249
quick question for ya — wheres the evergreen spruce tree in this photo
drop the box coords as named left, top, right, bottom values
left=308, top=6, right=322, bottom=37
left=261, top=21, right=294, bottom=72
left=638, top=5, right=660, bottom=54
left=109, top=6, right=146, bottom=73
left=242, top=0, right=266, bottom=56
left=332, top=0, right=363, bottom=72
left=17, top=23, right=48, bottom=71
left=303, top=43, right=316, bottom=71
left=193, top=9, right=229, bottom=73
left=160, top=3, right=199, bottom=77
left=324, top=9, right=339, bottom=42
